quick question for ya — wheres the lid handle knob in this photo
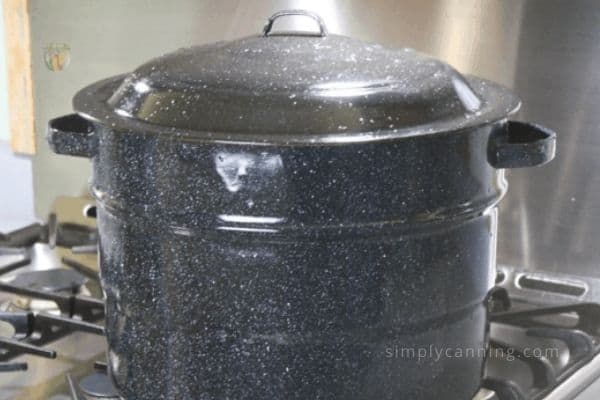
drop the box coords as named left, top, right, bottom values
left=263, top=10, right=328, bottom=37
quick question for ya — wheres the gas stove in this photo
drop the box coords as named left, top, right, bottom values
left=0, top=198, right=599, bottom=400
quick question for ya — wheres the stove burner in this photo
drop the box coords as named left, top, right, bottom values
left=67, top=362, right=121, bottom=400
left=78, top=372, right=120, bottom=399
left=10, top=269, right=87, bottom=293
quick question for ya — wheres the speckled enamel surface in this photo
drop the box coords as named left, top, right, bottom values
left=99, top=205, right=494, bottom=400
left=84, top=122, right=505, bottom=399
left=46, top=23, right=530, bottom=400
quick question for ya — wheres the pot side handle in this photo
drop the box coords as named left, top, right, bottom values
left=488, top=120, right=556, bottom=169
left=47, top=114, right=97, bottom=158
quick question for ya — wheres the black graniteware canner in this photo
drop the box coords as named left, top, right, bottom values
left=47, top=10, right=555, bottom=400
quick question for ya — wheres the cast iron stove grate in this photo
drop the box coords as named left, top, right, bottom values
left=0, top=276, right=105, bottom=371
left=0, top=216, right=104, bottom=373
left=484, top=277, right=600, bottom=400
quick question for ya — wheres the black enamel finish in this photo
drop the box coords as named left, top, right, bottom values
left=45, top=10, right=556, bottom=400
left=488, top=121, right=556, bottom=169
left=99, top=205, right=493, bottom=400
left=87, top=121, right=503, bottom=400
left=47, top=114, right=97, bottom=158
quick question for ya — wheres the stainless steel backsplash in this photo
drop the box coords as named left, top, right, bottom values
left=30, top=0, right=600, bottom=276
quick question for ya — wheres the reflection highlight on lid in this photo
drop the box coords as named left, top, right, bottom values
left=452, top=77, right=482, bottom=112
left=310, top=80, right=398, bottom=98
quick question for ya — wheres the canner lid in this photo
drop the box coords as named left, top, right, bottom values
left=73, top=10, right=520, bottom=145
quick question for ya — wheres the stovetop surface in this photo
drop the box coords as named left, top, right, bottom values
left=0, top=197, right=104, bottom=400
left=1, top=197, right=600, bottom=400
